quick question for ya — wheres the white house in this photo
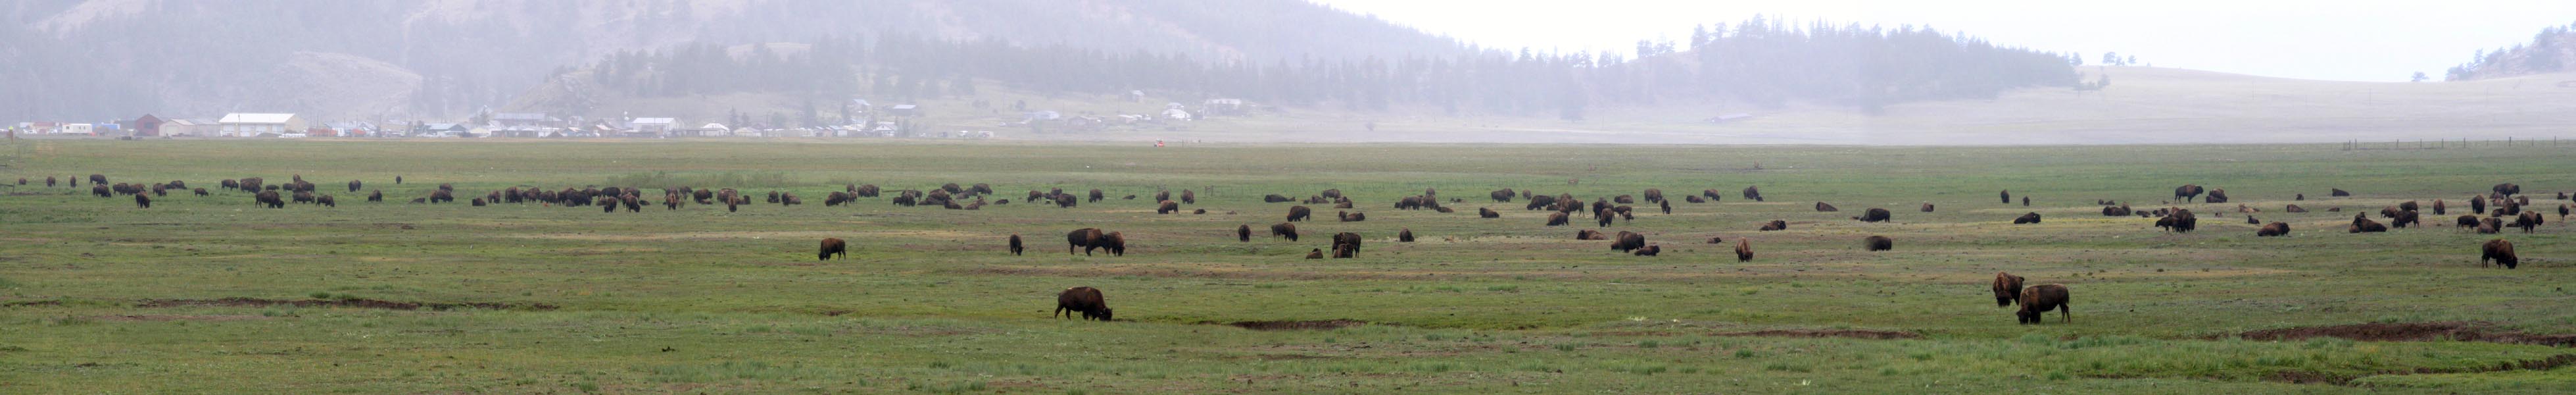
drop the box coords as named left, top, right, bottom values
left=218, top=113, right=304, bottom=137
left=630, top=118, right=676, bottom=136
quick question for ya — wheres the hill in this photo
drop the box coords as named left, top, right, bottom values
left=0, top=0, right=1465, bottom=121
left=2445, top=21, right=2576, bottom=80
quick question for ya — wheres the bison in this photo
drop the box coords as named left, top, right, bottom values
left=2103, top=205, right=2133, bottom=217
left=1332, top=232, right=1363, bottom=254
left=1632, top=245, right=1661, bottom=256
left=1338, top=211, right=1367, bottom=222
left=1157, top=200, right=1180, bottom=215
left=1067, top=228, right=1106, bottom=255
left=2284, top=204, right=2306, bottom=213
left=1479, top=207, right=1501, bottom=219
left=1814, top=202, right=1838, bottom=212
left=1055, top=287, right=1113, bottom=321
left=133, top=193, right=151, bottom=208
left=1180, top=190, right=1196, bottom=204
left=1610, top=232, right=1647, bottom=253
left=1862, top=235, right=1893, bottom=251
left=818, top=238, right=848, bottom=261
left=1853, top=207, right=1891, bottom=223
left=2478, top=217, right=2504, bottom=234
left=1331, top=243, right=1356, bottom=259
left=2494, top=183, right=2522, bottom=196
left=193, top=188, right=209, bottom=196
left=2013, top=212, right=2043, bottom=224
left=1735, top=239, right=1754, bottom=261
left=1758, top=220, right=1787, bottom=231
left=1491, top=189, right=1516, bottom=202
left=2456, top=215, right=2483, bottom=228
left=2174, top=184, right=2204, bottom=202
left=2000, top=190, right=2012, bottom=204
left=317, top=194, right=336, bottom=207
left=2391, top=210, right=2421, bottom=228
left=1577, top=230, right=1608, bottom=240
left=1265, top=194, right=1294, bottom=203
left=1088, top=189, right=1105, bottom=203
left=2349, top=217, right=2389, bottom=233
left=1545, top=211, right=1570, bottom=226
left=1237, top=225, right=1252, bottom=242
left=1098, top=232, right=1126, bottom=256
left=1399, top=228, right=1415, bottom=242
left=256, top=190, right=285, bottom=208
left=1992, top=272, right=2026, bottom=307
left=2257, top=222, right=2290, bottom=237
left=2515, top=211, right=2543, bottom=233
left=2470, top=196, right=2489, bottom=215
left=2330, top=188, right=2350, bottom=197
left=1920, top=203, right=1935, bottom=213
left=1287, top=205, right=1313, bottom=222
left=1008, top=234, right=1025, bottom=255
left=1270, top=223, right=1300, bottom=242
left=2204, top=188, right=2230, bottom=204
left=1305, top=249, right=1324, bottom=259
left=2481, top=239, right=2518, bottom=269
left=2016, top=284, right=2071, bottom=324
left=1742, top=186, right=1763, bottom=201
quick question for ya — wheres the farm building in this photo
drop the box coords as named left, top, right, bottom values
left=218, top=113, right=304, bottom=138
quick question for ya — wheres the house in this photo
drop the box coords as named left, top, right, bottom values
left=414, top=123, right=471, bottom=137
left=218, top=113, right=303, bottom=137
left=630, top=118, right=676, bottom=136
left=132, top=115, right=165, bottom=137
left=60, top=123, right=95, bottom=136
left=1162, top=108, right=1192, bottom=120
left=160, top=119, right=217, bottom=136
left=887, top=104, right=919, bottom=117
left=691, top=123, right=731, bottom=137
left=492, top=113, right=553, bottom=128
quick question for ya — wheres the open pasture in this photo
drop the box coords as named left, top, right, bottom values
left=2, top=139, right=2573, bottom=394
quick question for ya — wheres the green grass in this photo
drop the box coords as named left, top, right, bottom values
left=2, top=139, right=2575, bottom=393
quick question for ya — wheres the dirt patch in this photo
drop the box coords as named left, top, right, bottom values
left=134, top=297, right=558, bottom=311
left=1217, top=319, right=1371, bottom=330
left=2260, top=354, right=2576, bottom=386
left=2, top=300, right=63, bottom=307
left=93, top=314, right=269, bottom=322
left=1716, top=329, right=1922, bottom=340
left=2235, top=322, right=2576, bottom=347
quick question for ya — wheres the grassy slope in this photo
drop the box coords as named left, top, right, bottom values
left=1, top=140, right=2573, bottom=393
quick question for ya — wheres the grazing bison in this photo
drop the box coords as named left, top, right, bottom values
left=1055, top=287, right=1113, bottom=321
left=2174, top=184, right=2205, bottom=202
left=1067, top=228, right=1108, bottom=255
left=1920, top=203, right=1935, bottom=213
left=193, top=188, right=209, bottom=196
left=1992, top=272, right=2026, bottom=307
left=362, top=190, right=379, bottom=202
left=2203, top=188, right=2229, bottom=204
left=1270, top=223, right=1300, bottom=242
left=1577, top=230, right=1609, bottom=240
left=818, top=238, right=848, bottom=261
left=1659, top=199, right=1672, bottom=215
left=90, top=184, right=110, bottom=198
left=1479, top=207, right=1501, bottom=219
left=1632, top=244, right=1661, bottom=256
left=1524, top=194, right=1557, bottom=211
left=1180, top=190, right=1196, bottom=204
left=1008, top=234, right=1025, bottom=255
left=1594, top=209, right=1616, bottom=227
left=1332, top=232, right=1363, bottom=254
left=1491, top=189, right=1516, bottom=202
left=2013, top=212, right=2043, bottom=224
left=88, top=174, right=107, bottom=185
left=1759, top=220, right=1788, bottom=231
left=1237, top=225, right=1252, bottom=242
left=2456, top=215, right=2483, bottom=228
left=1305, top=249, right=1324, bottom=259
left=2515, top=211, right=2543, bottom=233
left=2158, top=209, right=2198, bottom=233
left=2561, top=204, right=2569, bottom=221
left=256, top=190, right=284, bottom=208
left=2481, top=239, right=2518, bottom=269
left=2016, top=284, right=2071, bottom=324
left=1087, top=189, right=1105, bottom=203
left=1735, top=239, right=1754, bottom=261
left=346, top=180, right=361, bottom=192
left=317, top=195, right=337, bottom=207
left=133, top=193, right=151, bottom=208
left=429, top=189, right=454, bottom=203
left=1862, top=235, right=1893, bottom=251
left=1098, top=232, right=1127, bottom=256
left=1611, top=232, right=1647, bottom=253
left=1397, top=228, right=1417, bottom=242
left=2494, top=183, right=2522, bottom=196
left=1742, top=186, right=1764, bottom=201
left=1853, top=207, right=1891, bottom=223
left=1814, top=202, right=1839, bottom=212
left=1545, top=211, right=1570, bottom=226
left=1338, top=211, right=1367, bottom=222
left=1287, top=205, right=1313, bottom=222
left=2257, top=222, right=2291, bottom=237
left=1157, top=200, right=1180, bottom=215
left=1641, top=188, right=1665, bottom=203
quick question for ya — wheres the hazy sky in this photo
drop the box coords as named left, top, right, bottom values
left=1309, top=0, right=2576, bottom=82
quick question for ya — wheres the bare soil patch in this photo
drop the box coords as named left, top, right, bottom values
left=2235, top=321, right=2576, bottom=347
left=1716, top=329, right=1922, bottom=340
left=2259, top=354, right=2576, bottom=386
left=134, top=297, right=558, bottom=311
left=1217, top=319, right=1371, bottom=330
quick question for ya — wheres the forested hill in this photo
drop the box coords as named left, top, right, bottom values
left=2446, top=21, right=2576, bottom=80
left=518, top=17, right=2078, bottom=120
left=0, top=0, right=1465, bottom=121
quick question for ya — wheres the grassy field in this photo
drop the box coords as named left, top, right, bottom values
left=3, top=138, right=2574, bottom=394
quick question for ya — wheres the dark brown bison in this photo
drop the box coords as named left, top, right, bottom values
left=88, top=174, right=107, bottom=185
left=2456, top=215, right=2483, bottom=228
left=1735, top=239, right=1754, bottom=261
left=2330, top=188, right=2350, bottom=197
left=45, top=176, right=57, bottom=187
left=2016, top=284, right=2071, bottom=324
left=818, top=238, right=848, bottom=261
left=2477, top=217, right=2503, bottom=234
left=345, top=180, right=361, bottom=192
left=1305, top=249, right=1324, bottom=259
left=1087, top=189, right=1105, bottom=203
left=429, top=189, right=454, bottom=203
left=317, top=194, right=336, bottom=207
left=1999, top=190, right=2012, bottom=204
left=193, top=188, right=209, bottom=196
left=1853, top=207, right=1891, bottom=223
left=1919, top=203, right=1935, bottom=213
left=133, top=193, right=151, bottom=208
left=1265, top=194, right=1294, bottom=203
left=1577, top=230, right=1608, bottom=240
left=1287, top=205, right=1312, bottom=222
left=1154, top=190, right=1171, bottom=202
left=1594, top=209, right=1616, bottom=227
left=1398, top=228, right=1415, bottom=242
left=1491, top=189, right=1515, bottom=202
left=1331, top=243, right=1355, bottom=259
left=2203, top=188, right=2229, bottom=204
left=2284, top=204, right=2306, bottom=213
left=1632, top=244, right=1661, bottom=256
left=2174, top=184, right=2204, bottom=202
left=2013, top=213, right=2043, bottom=224
left=1992, top=272, right=2026, bottom=307
left=1613, top=195, right=1635, bottom=204
left=2515, top=211, right=2543, bottom=233
left=2391, top=210, right=2421, bottom=228
left=1759, top=220, right=1787, bottom=231
left=1545, top=211, right=1570, bottom=226
left=1100, top=232, right=1127, bottom=256
left=1479, top=207, right=1501, bottom=219
left=2158, top=209, right=2198, bottom=233
left=2102, top=204, right=2133, bottom=217
left=2348, top=217, right=2388, bottom=233
left=1338, top=211, right=1367, bottom=222
left=91, top=184, right=110, bottom=198
left=2257, top=222, right=2290, bottom=237
left=2470, top=195, right=2487, bottom=215
left=2560, top=204, right=2569, bottom=221
left=1180, top=190, right=1196, bottom=204
left=1524, top=194, right=1557, bottom=210
left=1742, top=186, right=1763, bottom=201
left=1319, top=188, right=1344, bottom=199
left=1611, top=232, right=1647, bottom=253
left=2245, top=215, right=2260, bottom=224
left=2398, top=200, right=2419, bottom=213
left=2494, top=183, right=2522, bottom=196
left=256, top=190, right=284, bottom=208
left=1640, top=188, right=1664, bottom=203
left=1237, top=225, right=1252, bottom=242
left=1862, top=235, right=1892, bottom=251
left=1157, top=200, right=1180, bottom=215
left=2022, top=196, right=2031, bottom=206
left=2481, top=239, right=2517, bottom=269
left=1271, top=223, right=1299, bottom=241
left=1067, top=228, right=1106, bottom=255
left=1814, top=202, right=1839, bottom=212
left=1055, top=287, right=1112, bottom=321
left=1332, top=232, right=1363, bottom=254
left=1659, top=199, right=1672, bottom=215
left=1687, top=196, right=1706, bottom=203
left=1008, top=234, right=1025, bottom=255
left=2295, top=193, right=2304, bottom=201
